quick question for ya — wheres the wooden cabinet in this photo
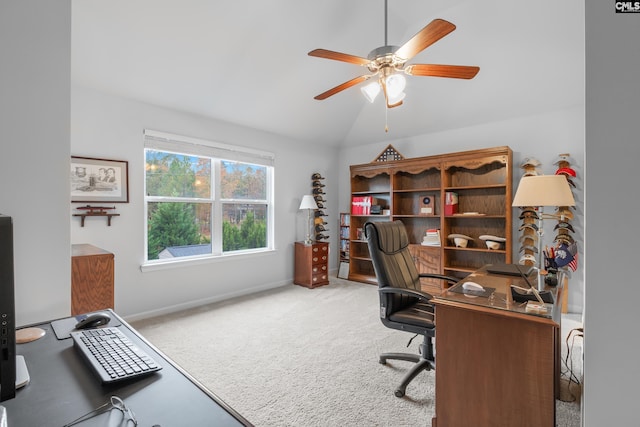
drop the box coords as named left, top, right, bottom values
left=293, top=241, right=329, bottom=288
left=349, top=146, right=513, bottom=293
left=408, top=245, right=442, bottom=296
left=71, top=244, right=114, bottom=315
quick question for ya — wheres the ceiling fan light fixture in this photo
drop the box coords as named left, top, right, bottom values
left=387, top=90, right=406, bottom=106
left=385, top=73, right=406, bottom=98
left=361, top=81, right=381, bottom=103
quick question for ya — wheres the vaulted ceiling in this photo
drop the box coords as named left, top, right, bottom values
left=72, top=0, right=584, bottom=147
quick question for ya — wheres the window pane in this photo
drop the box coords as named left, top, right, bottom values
left=221, top=161, right=266, bottom=200
left=146, top=150, right=211, bottom=198
left=147, top=202, right=212, bottom=260
left=222, top=203, right=267, bottom=252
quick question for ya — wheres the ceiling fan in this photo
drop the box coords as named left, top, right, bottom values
left=308, top=1, right=479, bottom=109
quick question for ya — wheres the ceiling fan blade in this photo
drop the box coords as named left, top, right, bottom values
left=405, top=64, right=480, bottom=79
left=308, top=49, right=371, bottom=66
left=314, top=75, right=371, bottom=100
left=394, top=19, right=456, bottom=61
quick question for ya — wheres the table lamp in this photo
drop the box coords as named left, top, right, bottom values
left=299, top=195, right=318, bottom=245
left=512, top=175, right=576, bottom=289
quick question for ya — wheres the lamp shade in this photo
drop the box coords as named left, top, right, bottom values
left=512, top=175, right=576, bottom=207
left=361, top=82, right=380, bottom=103
left=299, top=195, right=318, bottom=210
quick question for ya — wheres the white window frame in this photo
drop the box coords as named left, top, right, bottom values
left=142, top=129, right=275, bottom=270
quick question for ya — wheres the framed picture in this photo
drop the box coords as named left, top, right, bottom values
left=70, top=156, right=129, bottom=203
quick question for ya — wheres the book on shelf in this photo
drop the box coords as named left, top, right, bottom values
left=340, top=226, right=350, bottom=239
left=351, top=196, right=384, bottom=215
left=421, top=228, right=441, bottom=246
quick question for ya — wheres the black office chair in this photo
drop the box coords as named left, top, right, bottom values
left=364, top=220, right=458, bottom=397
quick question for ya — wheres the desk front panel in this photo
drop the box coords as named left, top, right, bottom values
left=433, top=300, right=556, bottom=427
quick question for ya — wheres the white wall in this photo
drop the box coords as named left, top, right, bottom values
left=337, top=106, right=585, bottom=313
left=583, top=1, right=638, bottom=424
left=70, top=86, right=339, bottom=320
left=0, top=1, right=72, bottom=326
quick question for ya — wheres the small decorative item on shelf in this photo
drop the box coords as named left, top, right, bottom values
left=448, top=233, right=472, bottom=248
left=374, top=144, right=404, bottom=162
left=479, top=235, right=506, bottom=250
left=444, top=192, right=458, bottom=216
left=422, top=229, right=441, bottom=246
left=420, top=194, right=436, bottom=215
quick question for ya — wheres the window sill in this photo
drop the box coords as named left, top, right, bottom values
left=140, top=248, right=277, bottom=272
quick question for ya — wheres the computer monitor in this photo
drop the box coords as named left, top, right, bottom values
left=0, top=214, right=16, bottom=401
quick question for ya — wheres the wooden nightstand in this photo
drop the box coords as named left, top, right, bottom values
left=294, top=241, right=329, bottom=288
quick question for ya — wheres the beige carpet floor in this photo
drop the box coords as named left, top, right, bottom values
left=132, top=277, right=582, bottom=426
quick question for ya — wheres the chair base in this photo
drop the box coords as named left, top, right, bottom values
left=380, top=352, right=435, bottom=397
left=379, top=335, right=435, bottom=398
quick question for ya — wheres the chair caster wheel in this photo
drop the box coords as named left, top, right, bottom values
left=394, top=389, right=405, bottom=398
left=379, top=358, right=386, bottom=365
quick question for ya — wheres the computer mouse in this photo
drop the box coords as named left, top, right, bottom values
left=462, top=281, right=485, bottom=292
left=75, top=312, right=111, bottom=330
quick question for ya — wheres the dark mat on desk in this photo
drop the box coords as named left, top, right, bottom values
left=51, top=311, right=121, bottom=340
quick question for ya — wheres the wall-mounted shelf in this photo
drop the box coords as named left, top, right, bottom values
left=73, top=212, right=120, bottom=227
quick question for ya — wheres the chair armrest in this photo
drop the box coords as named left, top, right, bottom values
left=417, top=273, right=459, bottom=286
left=379, top=287, right=435, bottom=303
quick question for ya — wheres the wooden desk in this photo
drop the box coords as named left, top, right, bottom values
left=3, top=310, right=252, bottom=426
left=432, top=267, right=562, bottom=427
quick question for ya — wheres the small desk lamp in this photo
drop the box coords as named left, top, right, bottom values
left=299, top=195, right=318, bottom=245
left=512, top=175, right=575, bottom=289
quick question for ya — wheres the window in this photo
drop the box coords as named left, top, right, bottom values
left=144, top=130, right=274, bottom=264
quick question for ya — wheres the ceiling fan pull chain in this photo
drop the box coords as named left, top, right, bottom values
left=385, top=104, right=389, bottom=132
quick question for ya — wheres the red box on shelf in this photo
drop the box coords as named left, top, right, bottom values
left=445, top=192, right=458, bottom=216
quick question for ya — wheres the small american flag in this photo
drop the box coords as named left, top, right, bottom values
left=568, top=242, right=578, bottom=272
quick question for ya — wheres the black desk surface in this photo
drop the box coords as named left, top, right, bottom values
left=2, top=309, right=252, bottom=426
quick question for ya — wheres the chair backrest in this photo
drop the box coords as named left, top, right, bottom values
left=365, top=221, right=423, bottom=316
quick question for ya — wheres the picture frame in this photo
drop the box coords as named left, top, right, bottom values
left=70, top=156, right=129, bottom=203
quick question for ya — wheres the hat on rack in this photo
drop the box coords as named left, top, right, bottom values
left=519, top=223, right=539, bottom=232
left=555, top=233, right=575, bottom=245
left=519, top=235, right=538, bottom=245
left=519, top=254, right=537, bottom=265
left=554, top=221, right=575, bottom=233
left=555, top=167, right=577, bottom=178
left=520, top=157, right=541, bottom=168
left=311, top=173, right=325, bottom=180
left=553, top=154, right=572, bottom=166
left=519, top=210, right=540, bottom=220
left=556, top=207, right=574, bottom=221
left=519, top=244, right=538, bottom=253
